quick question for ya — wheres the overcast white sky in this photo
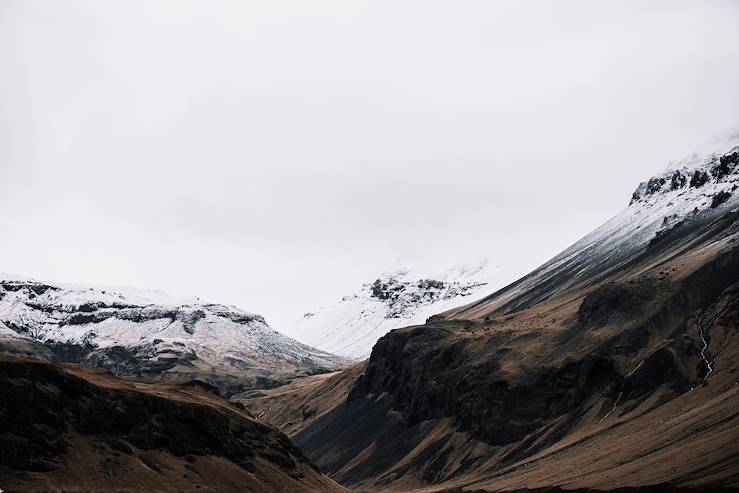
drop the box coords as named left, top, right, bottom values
left=2, top=0, right=738, bottom=330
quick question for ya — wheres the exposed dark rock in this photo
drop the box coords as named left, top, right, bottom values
left=690, top=170, right=709, bottom=188
left=371, top=279, right=401, bottom=301
left=577, top=280, right=655, bottom=327
left=670, top=171, right=687, bottom=190
left=369, top=277, right=485, bottom=319
left=66, top=311, right=116, bottom=325
left=646, top=177, right=666, bottom=194
left=351, top=322, right=621, bottom=447
left=0, top=281, right=59, bottom=296
left=177, top=309, right=206, bottom=335
left=712, top=151, right=738, bottom=180
left=418, top=279, right=445, bottom=290
left=77, top=302, right=100, bottom=313
left=711, top=190, right=732, bottom=208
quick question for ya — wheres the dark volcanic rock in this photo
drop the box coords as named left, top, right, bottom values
left=351, top=322, right=621, bottom=446
left=646, top=177, right=666, bottom=194
left=712, top=151, right=738, bottom=180
left=711, top=190, right=732, bottom=208
left=670, top=171, right=687, bottom=190
left=577, top=280, right=655, bottom=327
left=690, top=169, right=709, bottom=188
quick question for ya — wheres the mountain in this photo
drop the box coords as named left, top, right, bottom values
left=0, top=278, right=349, bottom=397
left=0, top=352, right=345, bottom=492
left=285, top=260, right=518, bottom=359
left=239, top=137, right=739, bottom=491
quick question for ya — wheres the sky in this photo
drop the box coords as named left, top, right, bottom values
left=2, top=0, right=739, bottom=331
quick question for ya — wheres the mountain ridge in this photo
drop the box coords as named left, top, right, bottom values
left=0, top=278, right=349, bottom=397
left=241, top=138, right=739, bottom=491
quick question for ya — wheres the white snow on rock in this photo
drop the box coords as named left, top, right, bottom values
left=0, top=278, right=348, bottom=393
left=283, top=260, right=520, bottom=360
left=540, top=135, right=739, bottom=287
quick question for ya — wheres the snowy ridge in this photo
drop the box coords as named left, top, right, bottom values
left=0, top=277, right=348, bottom=395
left=284, top=260, right=518, bottom=360
left=547, top=135, right=739, bottom=271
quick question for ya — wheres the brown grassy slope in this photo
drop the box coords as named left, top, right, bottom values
left=0, top=355, right=346, bottom=493
left=234, top=363, right=367, bottom=437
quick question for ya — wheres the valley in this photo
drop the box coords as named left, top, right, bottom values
left=2, top=141, right=739, bottom=491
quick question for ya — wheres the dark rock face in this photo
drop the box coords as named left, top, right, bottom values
left=631, top=149, right=739, bottom=205
left=670, top=171, right=687, bottom=190
left=369, top=276, right=486, bottom=319
left=0, top=281, right=59, bottom=295
left=630, top=176, right=669, bottom=204
left=418, top=279, right=445, bottom=290
left=177, top=308, right=206, bottom=334
left=371, top=278, right=403, bottom=301
left=351, top=323, right=622, bottom=447
left=62, top=306, right=195, bottom=326
left=713, top=151, right=738, bottom=179
left=646, top=177, right=666, bottom=194
left=690, top=170, right=709, bottom=188
left=577, top=280, right=655, bottom=327
left=711, top=190, right=732, bottom=208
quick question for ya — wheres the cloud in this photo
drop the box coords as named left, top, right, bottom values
left=1, top=0, right=738, bottom=330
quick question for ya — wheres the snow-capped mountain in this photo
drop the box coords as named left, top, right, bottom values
left=446, top=134, right=739, bottom=321
left=562, top=134, right=739, bottom=267
left=270, top=138, right=739, bottom=493
left=0, top=277, right=348, bottom=396
left=285, top=260, right=519, bottom=359
left=286, top=136, right=739, bottom=362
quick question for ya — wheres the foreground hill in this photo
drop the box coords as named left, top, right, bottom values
left=0, top=353, right=345, bottom=492
left=242, top=138, right=739, bottom=491
left=0, top=279, right=348, bottom=396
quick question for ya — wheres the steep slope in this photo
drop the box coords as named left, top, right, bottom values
left=0, top=279, right=348, bottom=396
left=286, top=261, right=518, bottom=359
left=245, top=138, right=739, bottom=491
left=0, top=354, right=345, bottom=493
left=234, top=363, right=367, bottom=437
left=446, top=136, right=739, bottom=321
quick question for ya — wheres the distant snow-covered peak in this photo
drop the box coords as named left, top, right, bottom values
left=283, top=259, right=520, bottom=360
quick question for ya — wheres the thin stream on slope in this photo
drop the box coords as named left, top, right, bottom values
left=696, top=287, right=731, bottom=381
left=599, top=360, right=643, bottom=423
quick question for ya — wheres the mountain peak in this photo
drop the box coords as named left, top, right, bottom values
left=630, top=136, right=739, bottom=207
left=285, top=259, right=519, bottom=359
